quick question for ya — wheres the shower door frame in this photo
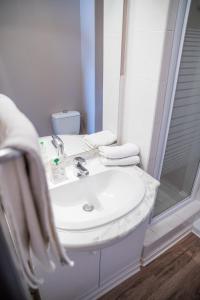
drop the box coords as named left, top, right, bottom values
left=151, top=0, right=200, bottom=223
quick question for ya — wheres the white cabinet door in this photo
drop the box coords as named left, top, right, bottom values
left=100, top=217, right=149, bottom=286
left=37, top=250, right=100, bottom=300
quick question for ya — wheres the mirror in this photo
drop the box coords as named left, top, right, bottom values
left=0, top=0, right=124, bottom=156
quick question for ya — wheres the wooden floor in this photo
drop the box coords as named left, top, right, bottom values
left=100, top=233, right=200, bottom=300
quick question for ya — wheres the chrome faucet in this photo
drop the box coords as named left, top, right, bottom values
left=74, top=157, right=89, bottom=177
left=51, top=135, right=64, bottom=157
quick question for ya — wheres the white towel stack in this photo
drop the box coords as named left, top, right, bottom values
left=99, top=143, right=140, bottom=166
left=83, top=130, right=117, bottom=149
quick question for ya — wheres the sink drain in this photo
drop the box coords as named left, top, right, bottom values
left=83, top=203, right=94, bottom=212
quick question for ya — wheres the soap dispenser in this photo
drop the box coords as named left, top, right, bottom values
left=50, top=158, right=67, bottom=184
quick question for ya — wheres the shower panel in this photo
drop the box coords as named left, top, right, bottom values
left=154, top=0, right=200, bottom=217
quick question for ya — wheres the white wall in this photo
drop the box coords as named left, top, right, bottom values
left=0, top=0, right=83, bottom=136
left=120, top=0, right=180, bottom=170
left=103, top=0, right=123, bottom=136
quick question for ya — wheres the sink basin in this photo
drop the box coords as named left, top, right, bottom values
left=51, top=169, right=145, bottom=231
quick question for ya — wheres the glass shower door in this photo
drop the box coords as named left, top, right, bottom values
left=153, top=3, right=200, bottom=217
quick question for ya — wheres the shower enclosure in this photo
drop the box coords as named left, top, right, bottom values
left=153, top=0, right=200, bottom=217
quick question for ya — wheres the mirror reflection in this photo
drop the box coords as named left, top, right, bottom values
left=0, top=0, right=122, bottom=157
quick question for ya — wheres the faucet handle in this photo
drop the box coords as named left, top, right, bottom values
left=51, top=135, right=64, bottom=156
left=73, top=156, right=89, bottom=177
left=52, top=135, right=64, bottom=147
left=73, top=156, right=86, bottom=166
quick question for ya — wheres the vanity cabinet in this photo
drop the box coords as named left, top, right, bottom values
left=37, top=250, right=100, bottom=300
left=37, top=216, right=150, bottom=300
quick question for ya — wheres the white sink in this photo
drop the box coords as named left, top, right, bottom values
left=51, top=168, right=145, bottom=231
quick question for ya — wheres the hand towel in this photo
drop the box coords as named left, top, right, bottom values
left=99, top=143, right=139, bottom=159
left=83, top=130, right=116, bottom=149
left=0, top=94, right=73, bottom=288
left=101, top=155, right=140, bottom=166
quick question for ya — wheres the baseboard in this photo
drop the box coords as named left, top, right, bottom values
left=81, top=261, right=140, bottom=300
left=141, top=225, right=191, bottom=267
left=192, top=229, right=200, bottom=238
left=192, top=221, right=200, bottom=238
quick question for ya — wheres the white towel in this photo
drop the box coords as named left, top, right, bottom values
left=84, top=130, right=116, bottom=149
left=0, top=94, right=73, bottom=288
left=101, top=155, right=140, bottom=166
left=99, top=143, right=139, bottom=159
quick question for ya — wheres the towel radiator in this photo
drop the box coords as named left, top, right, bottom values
left=0, top=147, right=41, bottom=300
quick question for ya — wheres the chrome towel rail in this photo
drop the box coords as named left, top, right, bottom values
left=0, top=148, right=23, bottom=164
left=0, top=147, right=41, bottom=299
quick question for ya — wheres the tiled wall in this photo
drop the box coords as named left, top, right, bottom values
left=120, top=0, right=180, bottom=170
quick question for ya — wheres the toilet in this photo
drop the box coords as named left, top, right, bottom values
left=51, top=111, right=80, bottom=135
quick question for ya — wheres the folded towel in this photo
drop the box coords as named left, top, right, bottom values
left=84, top=130, right=116, bottom=149
left=0, top=94, right=73, bottom=288
left=99, top=143, right=139, bottom=159
left=101, top=155, right=140, bottom=166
